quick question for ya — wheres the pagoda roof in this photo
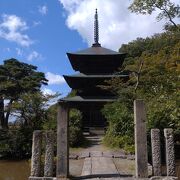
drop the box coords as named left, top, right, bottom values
left=59, top=96, right=116, bottom=108
left=64, top=73, right=129, bottom=78
left=63, top=73, right=129, bottom=90
left=60, top=96, right=116, bottom=103
left=68, top=46, right=125, bottom=56
left=66, top=52, right=126, bottom=73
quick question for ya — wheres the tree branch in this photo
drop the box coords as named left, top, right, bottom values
left=5, top=99, right=14, bottom=128
left=134, top=59, right=144, bottom=92
left=152, top=1, right=178, bottom=28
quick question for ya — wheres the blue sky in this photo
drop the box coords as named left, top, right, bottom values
left=0, top=0, right=87, bottom=96
left=0, top=0, right=179, bottom=97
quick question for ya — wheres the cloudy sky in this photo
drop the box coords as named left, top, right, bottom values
left=0, top=0, right=179, bottom=97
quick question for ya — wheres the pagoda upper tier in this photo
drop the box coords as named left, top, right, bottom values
left=67, top=46, right=126, bottom=74
left=61, top=9, right=129, bottom=106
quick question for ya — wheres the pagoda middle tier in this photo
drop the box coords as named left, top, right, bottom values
left=64, top=73, right=129, bottom=96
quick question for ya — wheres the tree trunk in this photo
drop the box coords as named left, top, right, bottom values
left=0, top=97, right=5, bottom=129
left=4, top=99, right=14, bottom=129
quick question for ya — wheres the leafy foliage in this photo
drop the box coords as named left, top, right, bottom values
left=129, top=0, right=180, bottom=28
left=102, top=27, right=179, bottom=152
left=43, top=106, right=85, bottom=147
left=0, top=92, right=58, bottom=159
left=0, top=128, right=33, bottom=159
left=102, top=102, right=135, bottom=153
left=0, top=58, right=48, bottom=129
left=69, top=109, right=85, bottom=147
left=0, top=58, right=47, bottom=98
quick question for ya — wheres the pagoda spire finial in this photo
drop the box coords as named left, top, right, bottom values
left=92, top=8, right=101, bottom=47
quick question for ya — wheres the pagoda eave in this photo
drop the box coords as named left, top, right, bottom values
left=67, top=47, right=126, bottom=55
left=63, top=74, right=129, bottom=89
left=59, top=96, right=116, bottom=108
left=67, top=53, right=126, bottom=73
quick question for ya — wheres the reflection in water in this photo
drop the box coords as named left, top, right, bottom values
left=0, top=160, right=30, bottom=180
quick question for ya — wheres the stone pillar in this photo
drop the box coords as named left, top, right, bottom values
left=56, top=103, right=69, bottom=178
left=134, top=100, right=148, bottom=178
left=31, top=130, right=42, bottom=177
left=164, top=128, right=175, bottom=176
left=44, top=131, right=54, bottom=177
left=151, top=129, right=161, bottom=176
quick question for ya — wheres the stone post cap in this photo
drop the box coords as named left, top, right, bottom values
left=151, top=128, right=160, bottom=132
left=34, top=130, right=42, bottom=133
left=164, top=128, right=174, bottom=137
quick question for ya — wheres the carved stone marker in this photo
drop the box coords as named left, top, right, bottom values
left=164, top=128, right=175, bottom=176
left=44, top=131, right=54, bottom=177
left=134, top=100, right=148, bottom=178
left=31, top=130, right=42, bottom=177
left=151, top=129, right=161, bottom=176
left=56, top=103, right=69, bottom=178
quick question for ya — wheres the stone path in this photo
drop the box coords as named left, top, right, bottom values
left=70, top=135, right=137, bottom=179
left=80, top=156, right=134, bottom=180
left=69, top=135, right=135, bottom=160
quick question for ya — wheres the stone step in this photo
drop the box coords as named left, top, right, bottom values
left=89, top=127, right=105, bottom=135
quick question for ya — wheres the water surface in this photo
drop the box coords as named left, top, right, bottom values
left=0, top=160, right=30, bottom=180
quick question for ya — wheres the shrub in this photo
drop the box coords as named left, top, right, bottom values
left=0, top=127, right=33, bottom=159
left=69, top=109, right=85, bottom=147
left=102, top=102, right=134, bottom=153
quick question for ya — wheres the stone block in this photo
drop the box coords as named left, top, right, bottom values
left=151, top=129, right=161, bottom=176
left=31, top=130, right=42, bottom=177
left=134, top=100, right=148, bottom=178
left=79, top=151, right=90, bottom=159
left=164, top=128, right=175, bottom=177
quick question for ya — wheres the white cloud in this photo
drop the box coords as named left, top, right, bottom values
left=46, top=72, right=65, bottom=85
left=3, top=47, right=11, bottom=52
left=33, top=21, right=41, bottom=27
left=0, top=14, right=33, bottom=47
left=16, top=48, right=23, bottom=56
left=27, top=50, right=42, bottom=61
left=59, top=0, right=179, bottom=50
left=38, top=5, right=48, bottom=15
left=42, top=88, right=56, bottom=95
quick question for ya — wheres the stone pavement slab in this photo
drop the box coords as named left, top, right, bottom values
left=81, top=157, right=120, bottom=178
left=92, top=157, right=118, bottom=175
left=90, top=151, right=103, bottom=157
left=81, top=158, right=92, bottom=176
left=103, top=151, right=114, bottom=158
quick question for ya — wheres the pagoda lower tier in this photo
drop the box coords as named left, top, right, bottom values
left=60, top=96, right=116, bottom=128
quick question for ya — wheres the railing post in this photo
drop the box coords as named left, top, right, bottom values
left=30, top=130, right=42, bottom=177
left=151, top=128, right=161, bottom=176
left=164, top=128, right=176, bottom=176
left=44, top=131, right=54, bottom=177
left=134, top=100, right=148, bottom=178
left=56, top=103, right=69, bottom=178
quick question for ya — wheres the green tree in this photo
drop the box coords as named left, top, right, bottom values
left=0, top=92, right=59, bottom=159
left=0, top=58, right=48, bottom=129
left=129, top=0, right=180, bottom=29
left=102, top=28, right=179, bottom=152
left=12, top=92, right=58, bottom=129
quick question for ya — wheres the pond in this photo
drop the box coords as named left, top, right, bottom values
left=0, top=160, right=30, bottom=180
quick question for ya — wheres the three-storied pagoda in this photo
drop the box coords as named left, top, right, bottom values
left=61, top=9, right=129, bottom=129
